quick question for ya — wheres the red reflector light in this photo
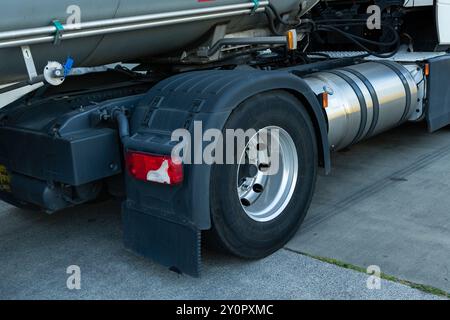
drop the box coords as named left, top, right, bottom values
left=126, top=151, right=183, bottom=185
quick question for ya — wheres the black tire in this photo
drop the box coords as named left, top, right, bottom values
left=208, top=90, right=318, bottom=259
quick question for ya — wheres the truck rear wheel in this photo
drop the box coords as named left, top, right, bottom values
left=209, top=91, right=318, bottom=259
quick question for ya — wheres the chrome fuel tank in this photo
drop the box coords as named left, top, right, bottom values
left=304, top=61, right=421, bottom=150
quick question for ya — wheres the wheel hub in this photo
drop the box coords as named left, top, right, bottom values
left=237, top=126, right=299, bottom=222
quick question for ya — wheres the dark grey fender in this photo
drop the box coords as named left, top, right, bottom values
left=123, top=69, right=330, bottom=276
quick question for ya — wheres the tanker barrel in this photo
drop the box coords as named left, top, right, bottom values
left=0, top=0, right=302, bottom=85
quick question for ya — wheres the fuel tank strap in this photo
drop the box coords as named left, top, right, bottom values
left=374, top=61, right=412, bottom=124
left=326, top=70, right=368, bottom=145
left=342, top=67, right=380, bottom=139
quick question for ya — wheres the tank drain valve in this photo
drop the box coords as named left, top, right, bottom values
left=43, top=58, right=74, bottom=86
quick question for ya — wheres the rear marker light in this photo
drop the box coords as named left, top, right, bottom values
left=286, top=29, right=298, bottom=50
left=126, top=152, right=183, bottom=185
left=321, top=91, right=329, bottom=109
left=424, top=63, right=430, bottom=77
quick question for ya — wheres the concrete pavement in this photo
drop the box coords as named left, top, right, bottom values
left=0, top=122, right=449, bottom=300
left=288, top=122, right=450, bottom=294
left=0, top=200, right=440, bottom=299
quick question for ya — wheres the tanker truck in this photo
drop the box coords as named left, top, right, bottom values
left=0, top=0, right=449, bottom=276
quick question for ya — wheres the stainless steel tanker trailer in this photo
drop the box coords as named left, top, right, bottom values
left=0, top=0, right=449, bottom=276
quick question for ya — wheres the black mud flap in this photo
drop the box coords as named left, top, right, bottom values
left=426, top=54, right=450, bottom=132
left=122, top=202, right=201, bottom=277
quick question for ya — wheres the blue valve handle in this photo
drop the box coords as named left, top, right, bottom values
left=63, top=57, right=74, bottom=77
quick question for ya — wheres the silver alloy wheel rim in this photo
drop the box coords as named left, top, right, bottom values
left=237, top=126, right=298, bottom=222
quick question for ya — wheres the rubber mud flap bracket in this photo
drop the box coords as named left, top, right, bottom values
left=122, top=202, right=201, bottom=277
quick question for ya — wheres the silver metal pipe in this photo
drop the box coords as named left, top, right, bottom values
left=0, top=1, right=269, bottom=41
left=0, top=8, right=267, bottom=49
